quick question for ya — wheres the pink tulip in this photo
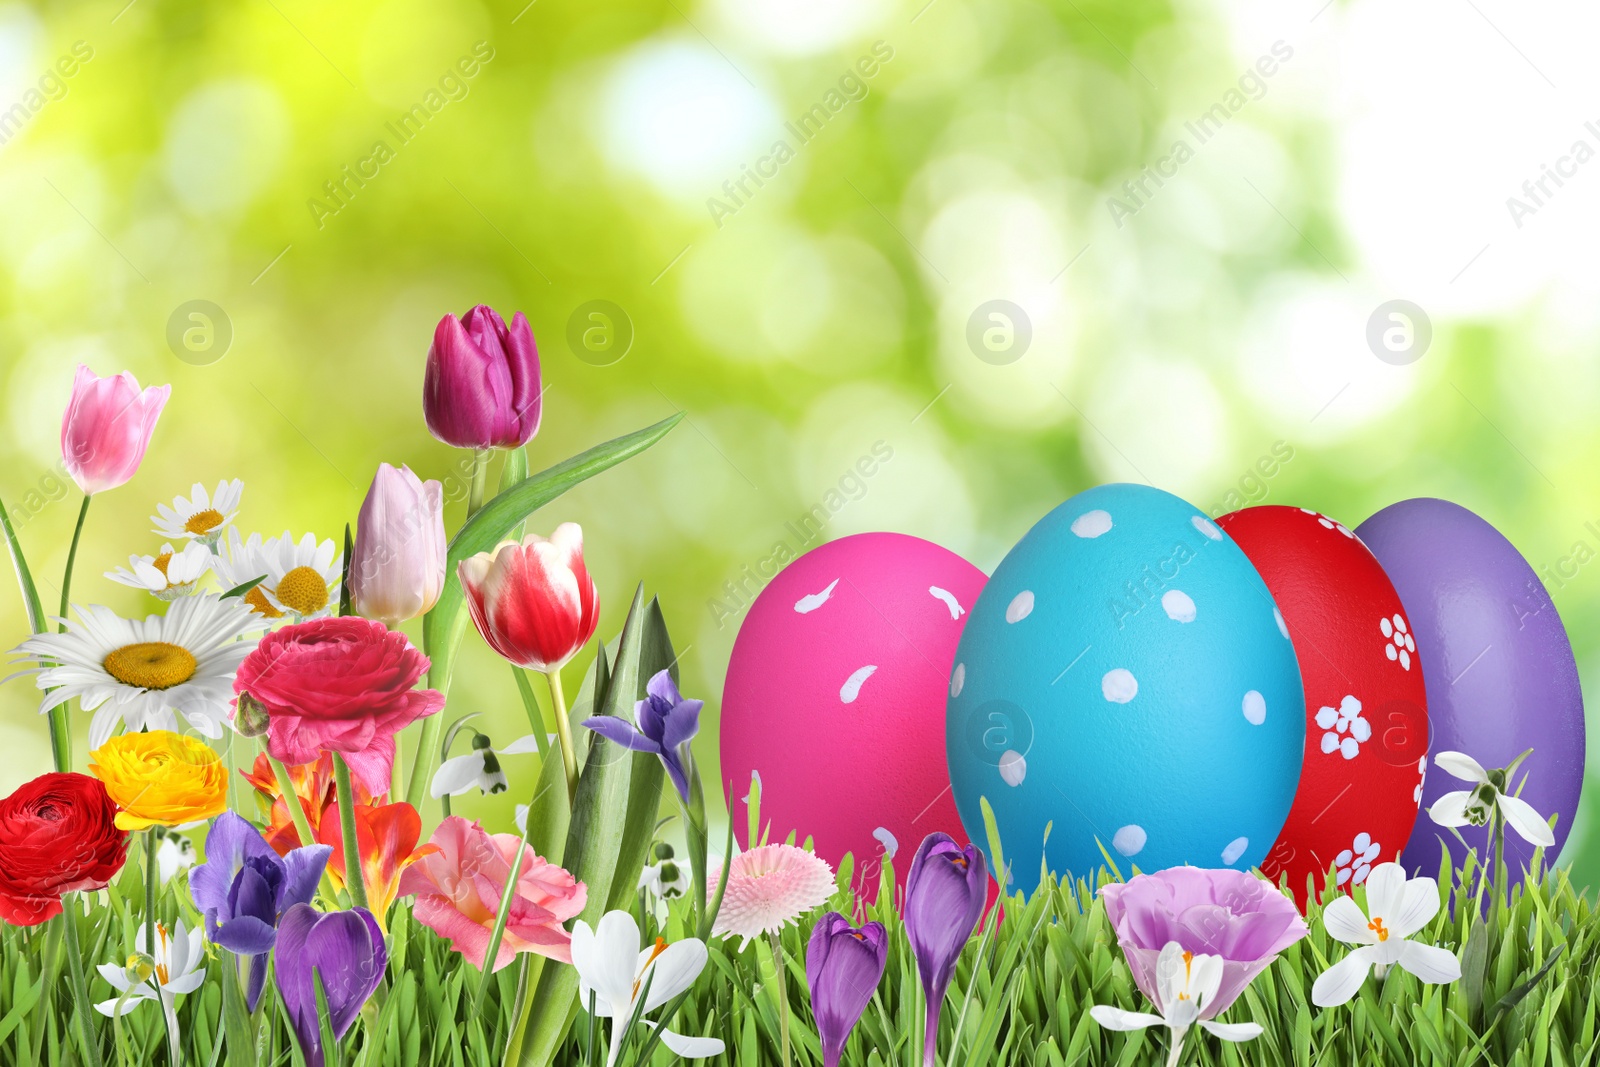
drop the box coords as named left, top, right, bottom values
left=349, top=463, right=446, bottom=625
left=60, top=364, right=170, bottom=494
left=458, top=523, right=599, bottom=672
left=397, top=815, right=585, bottom=972
left=422, top=305, right=542, bottom=450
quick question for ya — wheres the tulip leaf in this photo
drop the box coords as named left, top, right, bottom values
left=0, top=497, right=46, bottom=635
left=338, top=522, right=354, bottom=617
left=404, top=411, right=682, bottom=809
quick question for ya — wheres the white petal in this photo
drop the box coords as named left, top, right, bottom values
left=1396, top=941, right=1462, bottom=985
left=430, top=753, right=486, bottom=798
left=1321, top=895, right=1375, bottom=945
left=1385, top=875, right=1442, bottom=940
left=1428, top=791, right=1476, bottom=827
left=95, top=998, right=144, bottom=1017
left=1089, top=1005, right=1165, bottom=1031
left=647, top=1022, right=726, bottom=1060
left=1199, top=1020, right=1263, bottom=1042
left=1497, top=793, right=1556, bottom=848
left=584, top=912, right=644, bottom=1005
left=1311, top=948, right=1377, bottom=1008
left=1432, top=751, right=1488, bottom=784
left=498, top=734, right=544, bottom=755
left=1188, top=953, right=1225, bottom=1010
left=640, top=939, right=708, bottom=1012
left=1362, top=862, right=1408, bottom=922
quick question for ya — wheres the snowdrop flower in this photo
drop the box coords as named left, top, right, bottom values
left=429, top=732, right=544, bottom=797
left=570, top=910, right=725, bottom=1067
left=105, top=542, right=213, bottom=600
left=1428, top=750, right=1555, bottom=848
left=1090, top=941, right=1262, bottom=1067
left=155, top=828, right=195, bottom=885
left=95, top=920, right=206, bottom=1042
left=638, top=843, right=691, bottom=924
left=1311, top=862, right=1460, bottom=1006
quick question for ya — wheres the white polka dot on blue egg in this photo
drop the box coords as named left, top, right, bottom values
left=944, top=483, right=1305, bottom=891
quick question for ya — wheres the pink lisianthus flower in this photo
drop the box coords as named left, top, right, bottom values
left=60, top=364, right=170, bottom=495
left=398, top=815, right=586, bottom=972
left=1100, top=867, right=1308, bottom=1019
left=233, top=617, right=445, bottom=796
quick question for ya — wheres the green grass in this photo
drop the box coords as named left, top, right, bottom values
left=5, top=847, right=1596, bottom=1066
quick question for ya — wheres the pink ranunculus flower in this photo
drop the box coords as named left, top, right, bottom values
left=60, top=364, right=170, bottom=494
left=1100, top=867, right=1308, bottom=1019
left=232, top=617, right=445, bottom=796
left=349, top=463, right=446, bottom=626
left=398, top=815, right=585, bottom=972
left=458, top=523, right=599, bottom=673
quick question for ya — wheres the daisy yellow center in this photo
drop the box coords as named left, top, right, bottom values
left=102, top=642, right=197, bottom=690
left=152, top=553, right=173, bottom=578
left=1369, top=917, right=1389, bottom=943
left=273, top=566, right=328, bottom=616
left=244, top=586, right=284, bottom=619
left=184, top=509, right=225, bottom=535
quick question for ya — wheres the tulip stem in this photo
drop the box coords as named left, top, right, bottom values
left=43, top=493, right=91, bottom=771
left=58, top=494, right=89, bottom=626
left=60, top=897, right=106, bottom=1067
left=146, top=829, right=180, bottom=1067
left=333, top=754, right=370, bottom=912
left=545, top=668, right=579, bottom=804
left=467, top=449, right=489, bottom=516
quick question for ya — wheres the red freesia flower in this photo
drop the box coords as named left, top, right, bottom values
left=317, top=800, right=437, bottom=934
left=233, top=617, right=445, bottom=796
left=0, top=772, right=129, bottom=926
left=458, top=523, right=599, bottom=673
left=241, top=752, right=383, bottom=854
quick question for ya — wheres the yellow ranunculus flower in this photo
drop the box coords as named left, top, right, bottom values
left=88, top=730, right=228, bottom=831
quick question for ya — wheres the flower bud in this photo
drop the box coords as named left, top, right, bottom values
left=235, top=691, right=271, bottom=738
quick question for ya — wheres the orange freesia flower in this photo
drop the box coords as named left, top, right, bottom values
left=317, top=800, right=438, bottom=932
left=242, top=752, right=382, bottom=855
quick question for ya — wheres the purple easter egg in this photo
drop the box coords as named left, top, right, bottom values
left=1355, top=498, right=1585, bottom=879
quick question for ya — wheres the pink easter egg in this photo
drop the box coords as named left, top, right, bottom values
left=720, top=532, right=986, bottom=899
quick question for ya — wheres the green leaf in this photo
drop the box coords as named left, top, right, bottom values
left=0, top=491, right=46, bottom=635
left=1463, top=915, right=1493, bottom=1025
left=218, top=955, right=257, bottom=1067
left=404, top=412, right=682, bottom=810
left=219, top=575, right=266, bottom=599
left=339, top=522, right=354, bottom=617
left=1492, top=942, right=1566, bottom=1023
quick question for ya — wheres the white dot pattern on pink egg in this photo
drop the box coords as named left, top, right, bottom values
left=793, top=579, right=839, bottom=614
left=950, top=662, right=965, bottom=698
left=839, top=664, right=877, bottom=704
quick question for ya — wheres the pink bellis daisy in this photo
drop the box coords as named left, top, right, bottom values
left=710, top=843, right=835, bottom=947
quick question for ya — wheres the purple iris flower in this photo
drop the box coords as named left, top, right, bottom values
left=904, top=832, right=988, bottom=1067
left=807, top=912, right=889, bottom=1067
left=582, top=668, right=703, bottom=801
left=275, top=904, right=388, bottom=1067
left=188, top=811, right=331, bottom=1011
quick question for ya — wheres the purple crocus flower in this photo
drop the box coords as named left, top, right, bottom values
left=904, top=832, right=987, bottom=1067
left=275, top=904, right=388, bottom=1067
left=582, top=668, right=703, bottom=801
left=807, top=912, right=889, bottom=1067
left=187, top=811, right=331, bottom=1011
left=423, top=304, right=542, bottom=450
left=1099, top=867, right=1308, bottom=1019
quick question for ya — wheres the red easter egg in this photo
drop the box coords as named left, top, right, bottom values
left=1216, top=505, right=1429, bottom=908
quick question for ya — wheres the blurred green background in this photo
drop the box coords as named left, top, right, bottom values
left=2, top=0, right=1597, bottom=884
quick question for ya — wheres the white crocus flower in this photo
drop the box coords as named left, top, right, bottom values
left=430, top=733, right=546, bottom=797
left=570, top=910, right=726, bottom=1067
left=1311, top=862, right=1461, bottom=1007
left=95, top=920, right=206, bottom=1042
left=106, top=541, right=213, bottom=600
left=1427, top=750, right=1555, bottom=847
left=1090, top=941, right=1262, bottom=1067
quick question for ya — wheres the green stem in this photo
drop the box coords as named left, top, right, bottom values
left=60, top=897, right=106, bottom=1067
left=473, top=804, right=534, bottom=1012
left=44, top=494, right=90, bottom=773
left=404, top=628, right=445, bottom=812
left=59, top=494, right=90, bottom=625
left=768, top=929, right=791, bottom=1067
left=467, top=449, right=490, bottom=516
left=263, top=746, right=334, bottom=901
left=1493, top=809, right=1507, bottom=917
left=333, top=754, right=369, bottom=912
left=546, top=669, right=578, bottom=805
left=147, top=830, right=179, bottom=1067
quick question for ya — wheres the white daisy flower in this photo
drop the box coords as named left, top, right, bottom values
left=261, top=531, right=342, bottom=620
left=8, top=594, right=266, bottom=748
left=151, top=480, right=243, bottom=547
left=214, top=529, right=280, bottom=620
left=430, top=733, right=544, bottom=797
left=105, top=542, right=213, bottom=601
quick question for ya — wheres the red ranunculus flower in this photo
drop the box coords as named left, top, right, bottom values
left=0, top=772, right=130, bottom=926
left=233, top=617, right=445, bottom=796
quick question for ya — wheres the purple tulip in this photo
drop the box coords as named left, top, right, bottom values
left=187, top=811, right=331, bottom=1011
left=807, top=912, right=888, bottom=1067
left=423, top=304, right=542, bottom=450
left=275, top=904, right=387, bottom=1067
left=583, top=669, right=703, bottom=801
left=1099, top=867, right=1308, bottom=1019
left=904, top=832, right=987, bottom=1067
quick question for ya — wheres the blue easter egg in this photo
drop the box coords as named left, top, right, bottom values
left=945, top=483, right=1305, bottom=891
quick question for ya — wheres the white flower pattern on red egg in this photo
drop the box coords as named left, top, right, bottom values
left=1335, top=832, right=1382, bottom=887
left=1380, top=613, right=1414, bottom=671
left=1316, top=695, right=1371, bottom=760
left=1414, top=756, right=1428, bottom=805
left=1300, top=508, right=1354, bottom=538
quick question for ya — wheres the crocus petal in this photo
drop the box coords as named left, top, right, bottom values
left=1362, top=863, right=1408, bottom=924
left=1199, top=1020, right=1263, bottom=1042
left=1396, top=940, right=1462, bottom=985
left=1321, top=895, right=1375, bottom=946
left=212, top=914, right=278, bottom=956
left=1496, top=792, right=1556, bottom=848
left=1428, top=790, right=1476, bottom=827
left=1432, top=751, right=1488, bottom=784
left=1311, top=946, right=1377, bottom=1008
left=575, top=913, right=643, bottom=1008
left=280, top=845, right=333, bottom=911
left=1088, top=1006, right=1165, bottom=1031
left=1384, top=874, right=1442, bottom=941
left=647, top=1022, right=726, bottom=1060
left=639, top=938, right=708, bottom=1013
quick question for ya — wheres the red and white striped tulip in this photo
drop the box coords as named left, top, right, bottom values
left=458, top=523, right=599, bottom=672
